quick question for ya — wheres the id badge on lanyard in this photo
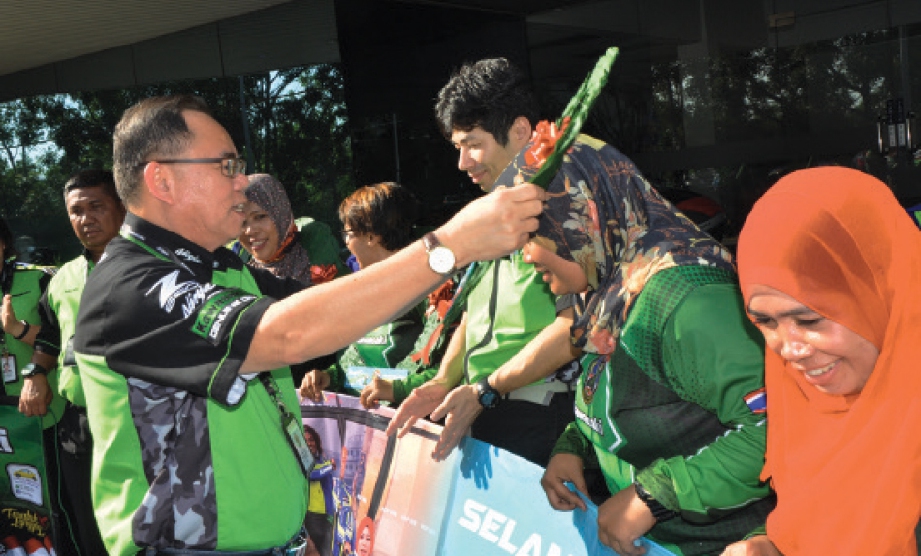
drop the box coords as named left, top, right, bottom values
left=283, top=410, right=316, bottom=477
left=1, top=349, right=16, bottom=384
left=1, top=261, right=18, bottom=384
left=260, top=373, right=315, bottom=477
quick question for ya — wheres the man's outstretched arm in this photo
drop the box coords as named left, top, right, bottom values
left=242, top=184, right=546, bottom=373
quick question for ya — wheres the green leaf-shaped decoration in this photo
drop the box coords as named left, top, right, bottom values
left=530, top=46, right=619, bottom=188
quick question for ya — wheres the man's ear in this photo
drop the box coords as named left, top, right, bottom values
left=510, top=116, right=532, bottom=148
left=143, top=162, right=176, bottom=205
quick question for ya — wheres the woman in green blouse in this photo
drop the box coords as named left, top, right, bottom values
left=300, top=183, right=426, bottom=399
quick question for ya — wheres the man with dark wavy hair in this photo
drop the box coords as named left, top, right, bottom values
left=388, top=58, right=581, bottom=467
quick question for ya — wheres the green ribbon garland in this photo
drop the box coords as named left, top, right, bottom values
left=424, top=47, right=620, bottom=371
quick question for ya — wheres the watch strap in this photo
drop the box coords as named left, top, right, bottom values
left=422, top=232, right=457, bottom=275
left=22, top=362, right=50, bottom=378
left=422, top=232, right=441, bottom=252
left=475, top=377, right=501, bottom=409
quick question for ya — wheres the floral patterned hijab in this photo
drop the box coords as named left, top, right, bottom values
left=508, top=135, right=734, bottom=354
left=245, top=174, right=312, bottom=285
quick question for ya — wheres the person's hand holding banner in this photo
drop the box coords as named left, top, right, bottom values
left=597, top=486, right=658, bottom=556
left=427, top=383, right=482, bottom=461
left=358, top=373, right=394, bottom=409
left=541, top=453, right=589, bottom=512
left=385, top=379, right=451, bottom=439
left=300, top=369, right=331, bottom=402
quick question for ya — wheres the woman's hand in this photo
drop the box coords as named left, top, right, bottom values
left=540, top=453, right=588, bottom=511
left=300, top=370, right=331, bottom=402
left=596, top=485, right=657, bottom=556
left=721, top=536, right=782, bottom=556
left=359, top=375, right=394, bottom=409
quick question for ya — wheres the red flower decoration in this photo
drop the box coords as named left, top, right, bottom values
left=525, top=117, right=571, bottom=168
left=427, top=279, right=456, bottom=318
left=310, top=264, right=338, bottom=284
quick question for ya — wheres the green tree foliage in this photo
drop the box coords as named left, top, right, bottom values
left=0, top=64, right=354, bottom=259
left=244, top=66, right=354, bottom=223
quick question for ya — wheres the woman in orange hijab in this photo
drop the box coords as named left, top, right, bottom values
left=725, top=166, right=921, bottom=554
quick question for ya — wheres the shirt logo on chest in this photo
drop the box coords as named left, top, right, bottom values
left=146, top=270, right=215, bottom=317
left=582, top=354, right=607, bottom=404
left=174, top=248, right=203, bottom=264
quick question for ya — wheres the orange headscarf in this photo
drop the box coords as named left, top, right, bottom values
left=737, top=167, right=921, bottom=554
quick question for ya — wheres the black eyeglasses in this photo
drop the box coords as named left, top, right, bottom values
left=145, top=158, right=247, bottom=177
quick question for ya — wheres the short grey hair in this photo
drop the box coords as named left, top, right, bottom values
left=112, top=95, right=211, bottom=207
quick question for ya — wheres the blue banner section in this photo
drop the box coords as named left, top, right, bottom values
left=302, top=394, right=675, bottom=556
left=568, top=487, right=674, bottom=556
left=440, top=437, right=673, bottom=556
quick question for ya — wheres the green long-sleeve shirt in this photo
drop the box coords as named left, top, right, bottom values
left=326, top=300, right=426, bottom=395
left=553, top=266, right=773, bottom=555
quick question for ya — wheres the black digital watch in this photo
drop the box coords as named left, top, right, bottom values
left=475, top=377, right=501, bottom=409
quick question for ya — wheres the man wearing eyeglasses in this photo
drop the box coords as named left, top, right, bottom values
left=71, top=95, right=545, bottom=556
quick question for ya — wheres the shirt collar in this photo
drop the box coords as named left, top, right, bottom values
left=120, top=213, right=242, bottom=275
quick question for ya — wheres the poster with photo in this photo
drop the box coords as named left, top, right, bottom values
left=301, top=394, right=674, bottom=556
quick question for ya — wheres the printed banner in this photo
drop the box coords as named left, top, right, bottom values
left=0, top=396, right=57, bottom=554
left=301, top=393, right=674, bottom=556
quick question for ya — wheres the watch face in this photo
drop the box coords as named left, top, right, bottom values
left=429, top=246, right=456, bottom=274
left=479, top=389, right=500, bottom=409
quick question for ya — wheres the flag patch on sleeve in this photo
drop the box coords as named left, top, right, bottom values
left=744, top=388, right=767, bottom=414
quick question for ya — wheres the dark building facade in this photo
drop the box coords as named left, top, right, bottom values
left=335, top=0, right=921, bottom=232
left=4, top=0, right=921, bottom=234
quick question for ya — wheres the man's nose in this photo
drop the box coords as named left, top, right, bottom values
left=457, top=147, right=473, bottom=171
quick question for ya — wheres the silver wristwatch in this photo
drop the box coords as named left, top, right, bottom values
left=422, top=232, right=457, bottom=275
